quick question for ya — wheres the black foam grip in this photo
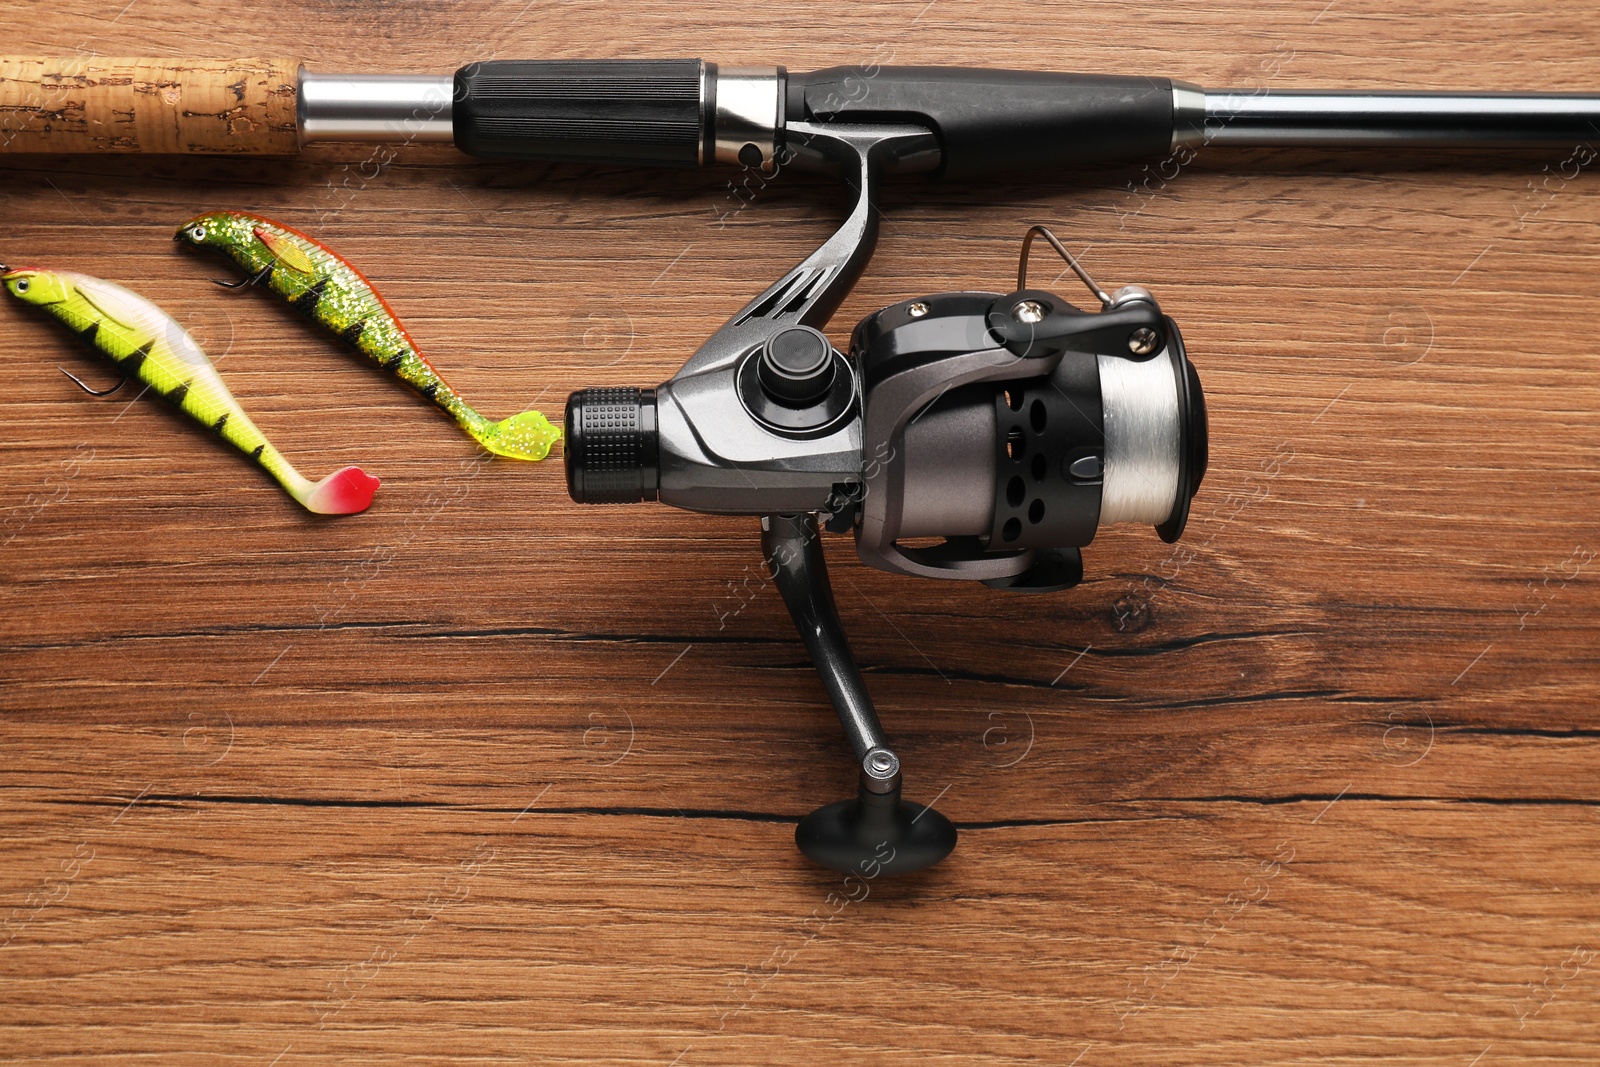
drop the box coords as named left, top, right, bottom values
left=565, top=387, right=659, bottom=504
left=786, top=67, right=1174, bottom=179
left=453, top=59, right=706, bottom=166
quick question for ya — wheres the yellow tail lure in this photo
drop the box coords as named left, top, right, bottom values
left=176, top=211, right=561, bottom=461
left=2, top=266, right=379, bottom=516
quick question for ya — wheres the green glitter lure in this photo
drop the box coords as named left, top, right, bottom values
left=175, top=211, right=560, bottom=461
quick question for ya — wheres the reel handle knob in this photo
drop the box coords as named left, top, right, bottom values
left=795, top=751, right=957, bottom=876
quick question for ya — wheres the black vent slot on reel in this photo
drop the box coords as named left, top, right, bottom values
left=987, top=353, right=1103, bottom=552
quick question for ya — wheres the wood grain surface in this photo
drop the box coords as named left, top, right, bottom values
left=3, top=1, right=1599, bottom=1064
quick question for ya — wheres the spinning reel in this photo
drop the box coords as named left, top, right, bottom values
left=564, top=123, right=1206, bottom=875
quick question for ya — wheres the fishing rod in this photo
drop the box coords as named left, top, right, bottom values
left=5, top=56, right=1597, bottom=875
left=3, top=58, right=1598, bottom=161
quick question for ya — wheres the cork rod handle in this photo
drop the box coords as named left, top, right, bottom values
left=0, top=56, right=300, bottom=154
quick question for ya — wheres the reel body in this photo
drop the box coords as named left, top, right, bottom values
left=564, top=123, right=1207, bottom=875
left=849, top=283, right=1206, bottom=591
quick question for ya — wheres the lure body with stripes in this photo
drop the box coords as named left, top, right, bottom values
left=1, top=267, right=378, bottom=515
left=175, top=211, right=560, bottom=461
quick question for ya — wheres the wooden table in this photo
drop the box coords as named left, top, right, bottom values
left=3, top=1, right=1598, bottom=1063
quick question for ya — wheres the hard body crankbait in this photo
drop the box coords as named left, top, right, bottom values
left=1, top=266, right=379, bottom=515
left=175, top=211, right=560, bottom=461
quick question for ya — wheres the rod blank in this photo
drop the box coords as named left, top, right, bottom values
left=1197, top=90, right=1600, bottom=148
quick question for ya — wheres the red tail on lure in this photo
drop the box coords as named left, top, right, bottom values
left=303, top=466, right=380, bottom=515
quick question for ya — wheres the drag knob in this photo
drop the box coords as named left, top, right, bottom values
left=564, top=386, right=659, bottom=504
left=757, top=325, right=836, bottom=407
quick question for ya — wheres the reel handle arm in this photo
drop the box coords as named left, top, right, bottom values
left=762, top=513, right=957, bottom=875
left=761, top=513, right=888, bottom=763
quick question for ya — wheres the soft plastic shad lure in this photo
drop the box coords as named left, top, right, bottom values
left=175, top=211, right=560, bottom=461
left=1, top=266, right=379, bottom=515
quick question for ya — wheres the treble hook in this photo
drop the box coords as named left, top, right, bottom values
left=60, top=366, right=128, bottom=397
